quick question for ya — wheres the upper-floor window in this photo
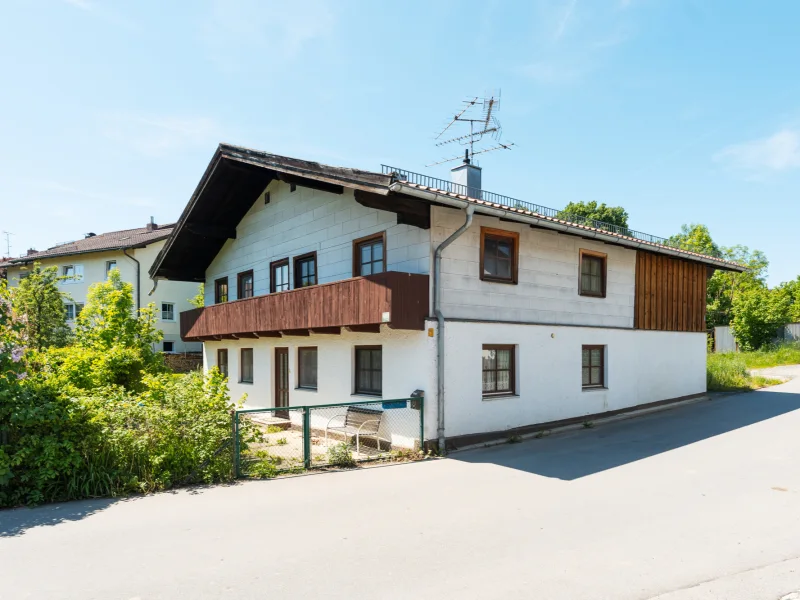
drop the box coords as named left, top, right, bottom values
left=353, top=233, right=385, bottom=276
left=105, top=260, right=117, bottom=278
left=579, top=250, right=607, bottom=298
left=161, top=302, right=175, bottom=321
left=237, top=270, right=254, bottom=299
left=215, top=277, right=228, bottom=304
left=294, top=252, right=317, bottom=288
left=270, top=259, right=290, bottom=293
left=480, top=228, right=519, bottom=284
left=482, top=344, right=515, bottom=397
left=62, top=264, right=84, bottom=284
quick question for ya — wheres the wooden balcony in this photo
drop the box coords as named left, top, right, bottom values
left=180, top=272, right=429, bottom=341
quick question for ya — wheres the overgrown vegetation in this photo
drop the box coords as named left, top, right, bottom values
left=0, top=270, right=239, bottom=507
left=737, top=342, right=800, bottom=370
left=326, top=442, right=356, bottom=468
left=706, top=353, right=781, bottom=391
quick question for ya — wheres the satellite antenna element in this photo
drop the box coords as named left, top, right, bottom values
left=428, top=91, right=515, bottom=167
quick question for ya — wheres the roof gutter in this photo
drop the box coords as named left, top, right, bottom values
left=389, top=183, right=746, bottom=272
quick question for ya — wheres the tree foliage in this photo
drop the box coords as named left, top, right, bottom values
left=668, top=224, right=722, bottom=258
left=559, top=201, right=629, bottom=229
left=11, top=263, right=71, bottom=350
left=188, top=283, right=205, bottom=308
left=730, top=286, right=791, bottom=351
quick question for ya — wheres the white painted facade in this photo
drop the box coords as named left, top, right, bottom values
left=5, top=240, right=202, bottom=353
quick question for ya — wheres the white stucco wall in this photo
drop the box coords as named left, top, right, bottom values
left=433, top=207, right=637, bottom=328
left=203, top=181, right=431, bottom=304
left=441, top=320, right=707, bottom=439
left=5, top=240, right=201, bottom=353
left=203, top=326, right=437, bottom=443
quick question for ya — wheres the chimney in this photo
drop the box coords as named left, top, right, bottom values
left=450, top=150, right=482, bottom=198
left=146, top=216, right=156, bottom=232
left=26, top=248, right=37, bottom=256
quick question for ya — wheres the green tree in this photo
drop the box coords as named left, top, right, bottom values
left=11, top=263, right=71, bottom=350
left=668, top=224, right=722, bottom=258
left=707, top=245, right=768, bottom=328
left=731, top=286, right=791, bottom=351
left=559, top=201, right=629, bottom=229
left=188, top=283, right=204, bottom=308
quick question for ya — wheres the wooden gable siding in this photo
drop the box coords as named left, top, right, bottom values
left=634, top=251, right=706, bottom=332
left=180, top=271, right=429, bottom=341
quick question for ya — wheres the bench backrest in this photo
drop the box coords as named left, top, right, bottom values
left=345, top=407, right=382, bottom=433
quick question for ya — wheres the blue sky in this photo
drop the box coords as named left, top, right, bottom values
left=1, top=0, right=798, bottom=285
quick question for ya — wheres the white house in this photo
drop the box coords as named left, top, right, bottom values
left=2, top=221, right=202, bottom=354
left=150, top=144, right=745, bottom=450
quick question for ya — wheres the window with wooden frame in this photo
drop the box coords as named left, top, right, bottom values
left=353, top=232, right=386, bottom=276
left=354, top=346, right=382, bottom=396
left=582, top=345, right=605, bottom=389
left=214, top=277, right=229, bottom=304
left=482, top=345, right=516, bottom=396
left=294, top=252, right=317, bottom=288
left=480, top=227, right=519, bottom=284
left=270, top=259, right=290, bottom=293
left=240, top=348, right=254, bottom=384
left=579, top=249, right=607, bottom=298
left=297, top=347, right=318, bottom=390
left=237, top=270, right=254, bottom=299
left=217, top=349, right=229, bottom=378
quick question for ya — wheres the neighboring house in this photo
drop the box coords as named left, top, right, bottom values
left=1, top=221, right=202, bottom=354
left=150, top=144, right=746, bottom=449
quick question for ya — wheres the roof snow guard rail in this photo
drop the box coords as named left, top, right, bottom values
left=381, top=165, right=677, bottom=249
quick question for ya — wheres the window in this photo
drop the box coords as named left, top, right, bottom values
left=294, top=252, right=317, bottom=288
left=64, top=303, right=84, bottom=321
left=482, top=345, right=515, bottom=396
left=354, top=346, right=382, bottom=396
left=215, top=277, right=228, bottom=304
left=579, top=250, right=607, bottom=298
left=297, top=347, right=318, bottom=390
left=217, top=349, right=229, bottom=378
left=353, top=232, right=386, bottom=276
left=240, top=348, right=254, bottom=384
left=163, top=341, right=174, bottom=353
left=161, top=302, right=175, bottom=321
left=582, top=345, right=605, bottom=389
left=270, top=259, right=290, bottom=293
left=237, top=270, right=254, bottom=299
left=105, top=260, right=117, bottom=278
left=62, top=264, right=83, bottom=283
left=76, top=303, right=84, bottom=318
left=480, top=228, right=519, bottom=284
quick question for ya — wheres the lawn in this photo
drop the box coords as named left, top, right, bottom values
left=707, top=341, right=800, bottom=392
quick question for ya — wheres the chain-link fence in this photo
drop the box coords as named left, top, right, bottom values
left=234, top=397, right=424, bottom=477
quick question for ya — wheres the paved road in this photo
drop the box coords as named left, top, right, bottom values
left=3, top=377, right=800, bottom=600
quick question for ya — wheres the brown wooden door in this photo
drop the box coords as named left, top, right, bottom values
left=274, top=348, right=289, bottom=418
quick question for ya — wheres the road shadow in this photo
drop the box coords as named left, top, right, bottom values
left=0, top=497, right=123, bottom=538
left=453, top=386, right=800, bottom=480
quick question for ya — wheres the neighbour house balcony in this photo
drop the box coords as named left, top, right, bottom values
left=180, top=272, right=429, bottom=341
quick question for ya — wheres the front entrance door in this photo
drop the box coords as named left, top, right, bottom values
left=274, top=348, right=290, bottom=419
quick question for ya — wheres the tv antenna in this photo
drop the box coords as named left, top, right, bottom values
left=428, top=91, right=515, bottom=167
left=2, top=231, right=12, bottom=257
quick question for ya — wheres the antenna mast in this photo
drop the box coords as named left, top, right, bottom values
left=429, top=91, right=514, bottom=167
left=2, top=231, right=12, bottom=257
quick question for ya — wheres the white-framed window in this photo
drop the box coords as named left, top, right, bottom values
left=64, top=302, right=84, bottom=321
left=62, top=264, right=84, bottom=284
left=161, top=302, right=175, bottom=321
left=163, top=341, right=175, bottom=353
left=106, top=260, right=117, bottom=278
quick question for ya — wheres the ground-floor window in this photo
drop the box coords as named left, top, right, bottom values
left=482, top=345, right=515, bottom=396
left=217, top=349, right=228, bottom=378
left=298, top=347, right=318, bottom=390
left=162, top=341, right=174, bottom=353
left=582, top=345, right=605, bottom=389
left=355, top=346, right=382, bottom=396
left=240, top=348, right=254, bottom=384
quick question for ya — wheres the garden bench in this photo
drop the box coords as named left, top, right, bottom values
left=325, top=406, right=385, bottom=455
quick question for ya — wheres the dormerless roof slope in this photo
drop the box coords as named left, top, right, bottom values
left=0, top=225, right=174, bottom=267
left=150, top=143, right=746, bottom=281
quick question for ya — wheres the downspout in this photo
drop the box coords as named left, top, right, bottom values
left=434, top=205, right=474, bottom=454
left=122, top=248, right=140, bottom=311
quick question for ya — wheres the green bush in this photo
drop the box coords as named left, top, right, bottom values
left=706, top=353, right=780, bottom=392
left=327, top=442, right=356, bottom=468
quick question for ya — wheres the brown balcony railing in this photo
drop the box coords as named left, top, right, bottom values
left=180, top=272, right=429, bottom=341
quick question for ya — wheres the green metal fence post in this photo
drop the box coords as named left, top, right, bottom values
left=233, top=411, right=241, bottom=478
left=419, top=396, right=425, bottom=454
left=303, top=408, right=311, bottom=469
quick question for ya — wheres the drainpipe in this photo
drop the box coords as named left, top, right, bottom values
left=122, top=248, right=140, bottom=311
left=434, top=205, right=474, bottom=454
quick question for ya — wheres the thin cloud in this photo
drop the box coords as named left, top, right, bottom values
left=714, top=129, right=800, bottom=173
left=554, top=0, right=578, bottom=40
left=100, top=113, right=223, bottom=158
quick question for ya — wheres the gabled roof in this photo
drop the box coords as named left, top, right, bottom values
left=150, top=143, right=746, bottom=281
left=1, top=224, right=174, bottom=267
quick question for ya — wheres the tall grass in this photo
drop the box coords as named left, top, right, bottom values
left=707, top=353, right=782, bottom=392
left=738, top=341, right=800, bottom=369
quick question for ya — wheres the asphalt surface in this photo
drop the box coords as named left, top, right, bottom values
left=3, top=376, right=800, bottom=600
